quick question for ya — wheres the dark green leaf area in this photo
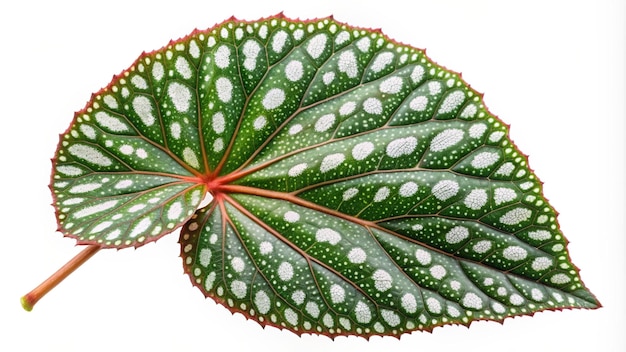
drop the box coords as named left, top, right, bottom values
left=59, top=51, right=212, bottom=175
left=238, top=116, right=528, bottom=194
left=247, top=66, right=427, bottom=166
left=181, top=196, right=443, bottom=336
left=180, top=201, right=384, bottom=337
left=220, top=48, right=318, bottom=174
left=180, top=193, right=595, bottom=338
left=237, top=38, right=269, bottom=94
left=58, top=130, right=197, bottom=176
left=297, top=171, right=524, bottom=220
left=53, top=171, right=204, bottom=247
left=301, top=37, right=382, bottom=106
left=265, top=29, right=295, bottom=65
left=198, top=42, right=246, bottom=170
left=372, top=227, right=596, bottom=318
left=380, top=217, right=596, bottom=306
left=248, top=67, right=476, bottom=171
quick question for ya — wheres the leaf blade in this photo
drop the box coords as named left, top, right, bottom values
left=51, top=14, right=599, bottom=336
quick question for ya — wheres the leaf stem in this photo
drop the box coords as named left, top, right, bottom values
left=21, top=245, right=100, bottom=311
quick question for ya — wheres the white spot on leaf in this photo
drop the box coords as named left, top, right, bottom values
left=415, top=249, right=432, bottom=265
left=532, top=257, right=553, bottom=271
left=438, top=91, right=465, bottom=113
left=386, top=137, right=417, bottom=158
left=410, top=65, right=425, bottom=83
left=57, top=165, right=83, bottom=176
left=259, top=241, right=273, bottom=255
left=356, top=37, right=370, bottom=52
left=550, top=274, right=572, bottom=285
left=242, top=40, right=261, bottom=71
left=278, top=262, right=294, bottom=281
left=342, top=188, right=359, bottom=201
left=338, top=50, right=358, bottom=78
left=68, top=144, right=112, bottom=167
left=401, top=293, right=417, bottom=313
left=288, top=163, right=307, bottom=177
left=472, top=240, right=492, bottom=254
left=469, top=123, right=487, bottom=138
left=306, top=34, right=327, bottom=59
left=284, top=211, right=300, bottom=223
left=316, top=228, right=341, bottom=245
left=380, top=77, right=403, bottom=94
left=464, top=189, right=488, bottom=210
left=175, top=56, right=192, bottom=79
left=500, top=208, right=532, bottom=225
left=167, top=202, right=183, bottom=220
left=432, top=180, right=459, bottom=201
left=339, top=101, right=356, bottom=116
left=69, top=183, right=101, bottom=194
left=215, top=45, right=231, bottom=69
left=215, top=77, right=233, bottom=103
left=445, top=226, right=469, bottom=244
left=212, top=113, right=225, bottom=134
left=262, top=88, right=285, bottom=110
left=231, top=257, right=245, bottom=273
left=103, top=95, right=118, bottom=109
left=114, top=180, right=133, bottom=189
left=503, top=246, right=528, bottom=261
left=199, top=248, right=212, bottom=266
left=284, top=308, right=298, bottom=326
left=352, top=142, right=375, bottom=160
left=253, top=116, right=266, bottom=130
left=370, top=52, right=394, bottom=72
left=131, top=75, right=148, bottom=89
left=288, top=124, right=302, bottom=135
left=494, top=188, right=517, bottom=205
left=399, top=182, right=418, bottom=197
left=314, top=114, right=335, bottom=132
left=183, top=147, right=200, bottom=169
left=430, top=129, right=464, bottom=152
left=462, top=292, right=483, bottom=310
left=285, top=60, right=304, bottom=81
left=330, top=284, right=345, bottom=303
left=409, top=96, right=428, bottom=111
left=73, top=200, right=119, bottom=219
left=152, top=62, right=164, bottom=81
left=471, top=151, right=500, bottom=169
left=363, top=97, right=382, bottom=115
left=429, top=265, right=446, bottom=280
left=372, top=269, right=392, bottom=292
left=254, top=291, right=271, bottom=314
left=231, top=280, right=247, bottom=299
left=426, top=297, right=442, bottom=314
left=373, top=187, right=390, bottom=202
left=322, top=72, right=335, bottom=84
left=167, top=82, right=192, bottom=113
left=348, top=247, right=367, bottom=263
left=528, top=230, right=551, bottom=241
left=320, top=153, right=345, bottom=173
left=169, top=122, right=182, bottom=139
left=355, top=301, right=372, bottom=323
left=130, top=217, right=152, bottom=238
left=272, top=30, right=288, bottom=53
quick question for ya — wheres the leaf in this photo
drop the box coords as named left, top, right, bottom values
left=50, top=15, right=599, bottom=337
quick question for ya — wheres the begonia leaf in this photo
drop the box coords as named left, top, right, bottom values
left=41, top=15, right=599, bottom=337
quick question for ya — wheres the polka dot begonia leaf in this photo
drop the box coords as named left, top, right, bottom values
left=49, top=15, right=599, bottom=337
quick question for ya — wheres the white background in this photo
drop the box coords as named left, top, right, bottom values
left=1, top=0, right=623, bottom=351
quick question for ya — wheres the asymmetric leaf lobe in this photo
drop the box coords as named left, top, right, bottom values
left=47, top=14, right=599, bottom=337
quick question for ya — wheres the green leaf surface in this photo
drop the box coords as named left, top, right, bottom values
left=51, top=15, right=599, bottom=337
